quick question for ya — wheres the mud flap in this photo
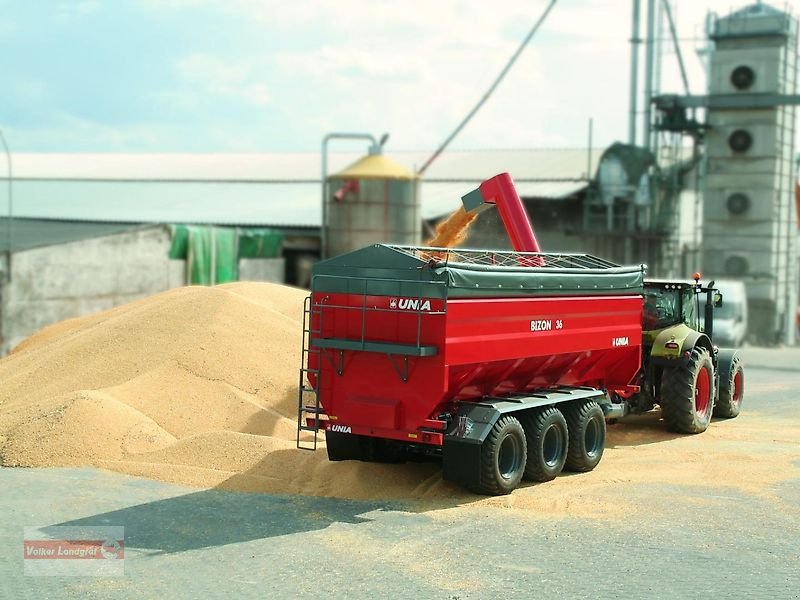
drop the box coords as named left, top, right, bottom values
left=442, top=404, right=502, bottom=488
left=325, top=430, right=364, bottom=461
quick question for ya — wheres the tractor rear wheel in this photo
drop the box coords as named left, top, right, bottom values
left=474, top=414, right=527, bottom=495
left=562, top=400, right=606, bottom=472
left=660, top=346, right=715, bottom=433
left=714, top=355, right=744, bottom=419
left=520, top=407, right=568, bottom=482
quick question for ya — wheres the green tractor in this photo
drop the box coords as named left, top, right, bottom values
left=628, top=275, right=744, bottom=433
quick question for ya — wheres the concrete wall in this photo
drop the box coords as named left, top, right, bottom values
left=0, top=227, right=294, bottom=355
left=0, top=226, right=185, bottom=355
left=239, top=258, right=285, bottom=283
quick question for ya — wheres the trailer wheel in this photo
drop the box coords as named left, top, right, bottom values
left=660, top=346, right=715, bottom=434
left=474, top=415, right=527, bottom=495
left=714, top=355, right=744, bottom=419
left=562, top=400, right=606, bottom=472
left=520, top=407, right=568, bottom=482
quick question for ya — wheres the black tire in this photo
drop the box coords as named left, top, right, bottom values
left=660, top=346, right=715, bottom=433
left=714, top=355, right=744, bottom=418
left=520, top=407, right=568, bottom=482
left=473, top=415, right=527, bottom=495
left=562, top=400, right=606, bottom=472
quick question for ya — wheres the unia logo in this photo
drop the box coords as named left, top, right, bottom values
left=390, top=298, right=432, bottom=311
left=330, top=424, right=352, bottom=433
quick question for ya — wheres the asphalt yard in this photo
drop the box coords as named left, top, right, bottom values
left=2, top=347, right=799, bottom=599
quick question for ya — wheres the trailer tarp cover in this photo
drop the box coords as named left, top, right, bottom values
left=312, top=244, right=645, bottom=298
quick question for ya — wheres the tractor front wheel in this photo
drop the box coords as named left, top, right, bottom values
left=660, top=346, right=715, bottom=433
left=473, top=415, right=527, bottom=495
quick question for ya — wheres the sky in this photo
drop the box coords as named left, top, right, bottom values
left=0, top=0, right=794, bottom=154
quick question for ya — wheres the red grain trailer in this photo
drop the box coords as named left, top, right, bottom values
left=298, top=239, right=645, bottom=494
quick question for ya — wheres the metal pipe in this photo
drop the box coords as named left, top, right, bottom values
left=587, top=118, right=594, bottom=178
left=0, top=130, right=11, bottom=283
left=643, top=0, right=656, bottom=151
left=320, top=133, right=378, bottom=260
left=629, top=0, right=642, bottom=145
left=462, top=173, right=541, bottom=253
left=417, top=0, right=558, bottom=176
left=661, top=0, right=691, bottom=96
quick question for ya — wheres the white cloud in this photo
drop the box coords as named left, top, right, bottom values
left=172, top=53, right=272, bottom=107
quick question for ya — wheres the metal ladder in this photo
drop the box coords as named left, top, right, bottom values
left=296, top=295, right=324, bottom=450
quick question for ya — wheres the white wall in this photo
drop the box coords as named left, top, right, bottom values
left=1, top=226, right=185, bottom=355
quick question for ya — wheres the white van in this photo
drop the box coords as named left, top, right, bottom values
left=710, top=279, right=748, bottom=347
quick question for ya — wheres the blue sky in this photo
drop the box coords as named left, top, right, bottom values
left=0, top=0, right=780, bottom=153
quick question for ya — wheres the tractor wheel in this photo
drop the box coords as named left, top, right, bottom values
left=473, top=415, right=527, bottom=495
left=520, top=407, right=568, bottom=482
left=714, top=355, right=744, bottom=419
left=660, top=346, right=715, bottom=433
left=562, top=400, right=606, bottom=472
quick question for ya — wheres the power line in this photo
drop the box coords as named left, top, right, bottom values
left=417, top=0, right=558, bottom=176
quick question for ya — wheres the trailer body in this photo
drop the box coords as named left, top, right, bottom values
left=300, top=245, right=644, bottom=473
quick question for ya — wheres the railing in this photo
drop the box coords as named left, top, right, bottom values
left=387, top=245, right=621, bottom=270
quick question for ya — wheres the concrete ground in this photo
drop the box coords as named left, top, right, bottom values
left=2, top=347, right=799, bottom=599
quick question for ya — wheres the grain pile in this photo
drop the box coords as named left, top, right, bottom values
left=0, top=282, right=453, bottom=500
left=1, top=283, right=798, bottom=518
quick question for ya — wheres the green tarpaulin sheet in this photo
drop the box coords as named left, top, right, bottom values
left=169, top=225, right=283, bottom=285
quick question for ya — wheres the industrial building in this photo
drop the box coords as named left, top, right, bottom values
left=0, top=2, right=798, bottom=352
left=0, top=148, right=602, bottom=354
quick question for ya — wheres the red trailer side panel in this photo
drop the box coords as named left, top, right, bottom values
left=307, top=292, right=642, bottom=444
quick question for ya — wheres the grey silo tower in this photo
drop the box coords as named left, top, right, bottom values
left=703, top=3, right=798, bottom=345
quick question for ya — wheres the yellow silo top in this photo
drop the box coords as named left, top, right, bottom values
left=330, top=153, right=416, bottom=180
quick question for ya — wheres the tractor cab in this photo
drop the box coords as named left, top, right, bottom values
left=642, top=276, right=722, bottom=345
left=643, top=280, right=701, bottom=335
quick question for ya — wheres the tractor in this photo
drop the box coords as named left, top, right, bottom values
left=626, top=275, right=744, bottom=433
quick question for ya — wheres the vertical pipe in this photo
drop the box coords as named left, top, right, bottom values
left=0, top=130, right=11, bottom=283
left=643, top=0, right=656, bottom=152
left=629, top=0, right=642, bottom=145
left=587, top=118, right=594, bottom=179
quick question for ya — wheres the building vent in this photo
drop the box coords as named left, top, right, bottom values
left=728, top=129, right=753, bottom=153
left=725, top=255, right=749, bottom=276
left=727, top=192, right=751, bottom=215
left=730, top=65, right=755, bottom=90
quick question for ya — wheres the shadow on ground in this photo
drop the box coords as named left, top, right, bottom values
left=52, top=487, right=389, bottom=555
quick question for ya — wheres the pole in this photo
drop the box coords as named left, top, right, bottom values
left=643, top=0, right=656, bottom=152
left=0, top=130, right=11, bottom=283
left=587, top=118, right=594, bottom=178
left=629, top=0, right=641, bottom=145
left=320, top=133, right=378, bottom=260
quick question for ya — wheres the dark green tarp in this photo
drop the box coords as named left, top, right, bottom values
left=312, top=244, right=645, bottom=299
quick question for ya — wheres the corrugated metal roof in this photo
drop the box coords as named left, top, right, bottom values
left=12, top=149, right=599, bottom=181
left=4, top=150, right=595, bottom=227
left=0, top=218, right=152, bottom=253
left=8, top=179, right=588, bottom=227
